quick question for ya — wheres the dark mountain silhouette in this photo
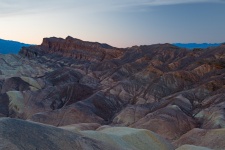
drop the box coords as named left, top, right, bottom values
left=174, top=43, right=221, bottom=49
left=0, top=38, right=31, bottom=54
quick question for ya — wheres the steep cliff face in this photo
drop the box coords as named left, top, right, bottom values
left=1, top=36, right=225, bottom=149
left=20, top=36, right=124, bottom=61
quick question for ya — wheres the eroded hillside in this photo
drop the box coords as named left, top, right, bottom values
left=1, top=36, right=225, bottom=149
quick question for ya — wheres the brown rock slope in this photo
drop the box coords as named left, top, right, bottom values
left=174, top=128, right=225, bottom=149
left=1, top=36, right=225, bottom=149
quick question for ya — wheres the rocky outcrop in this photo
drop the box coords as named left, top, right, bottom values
left=80, top=127, right=174, bottom=150
left=0, top=118, right=116, bottom=150
left=0, top=118, right=174, bottom=150
left=0, top=54, right=51, bottom=79
left=173, top=128, right=225, bottom=149
left=130, top=105, right=196, bottom=140
left=19, top=36, right=124, bottom=62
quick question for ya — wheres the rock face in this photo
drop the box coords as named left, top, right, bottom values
left=0, top=117, right=174, bottom=150
left=173, top=128, right=225, bottom=149
left=1, top=36, right=225, bottom=149
left=0, top=117, right=116, bottom=150
left=80, top=127, right=174, bottom=150
left=19, top=36, right=123, bottom=61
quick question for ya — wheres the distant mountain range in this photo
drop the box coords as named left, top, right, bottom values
left=0, top=39, right=31, bottom=54
left=173, top=43, right=221, bottom=49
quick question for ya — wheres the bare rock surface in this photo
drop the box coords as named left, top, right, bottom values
left=80, top=127, right=174, bottom=150
left=0, top=117, right=174, bottom=150
left=0, top=117, right=116, bottom=150
left=176, top=145, right=212, bottom=150
left=173, top=128, right=225, bottom=149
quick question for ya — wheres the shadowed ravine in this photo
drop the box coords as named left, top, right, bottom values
left=1, top=36, right=225, bottom=150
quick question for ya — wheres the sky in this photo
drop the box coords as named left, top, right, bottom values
left=0, top=0, right=225, bottom=48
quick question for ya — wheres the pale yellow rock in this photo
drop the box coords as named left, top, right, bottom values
left=60, top=123, right=101, bottom=131
left=81, top=127, right=174, bottom=150
left=176, top=145, right=212, bottom=150
left=192, top=64, right=215, bottom=77
left=6, top=91, right=25, bottom=115
left=21, top=77, right=42, bottom=90
left=29, top=86, right=39, bottom=91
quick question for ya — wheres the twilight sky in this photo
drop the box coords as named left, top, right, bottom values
left=0, top=0, right=225, bottom=47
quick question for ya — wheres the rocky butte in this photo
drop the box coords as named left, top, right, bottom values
left=1, top=36, right=225, bottom=150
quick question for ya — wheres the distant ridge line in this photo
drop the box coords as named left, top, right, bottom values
left=0, top=38, right=32, bottom=54
left=173, top=43, right=221, bottom=49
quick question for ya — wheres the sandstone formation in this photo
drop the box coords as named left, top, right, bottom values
left=1, top=36, right=225, bottom=149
